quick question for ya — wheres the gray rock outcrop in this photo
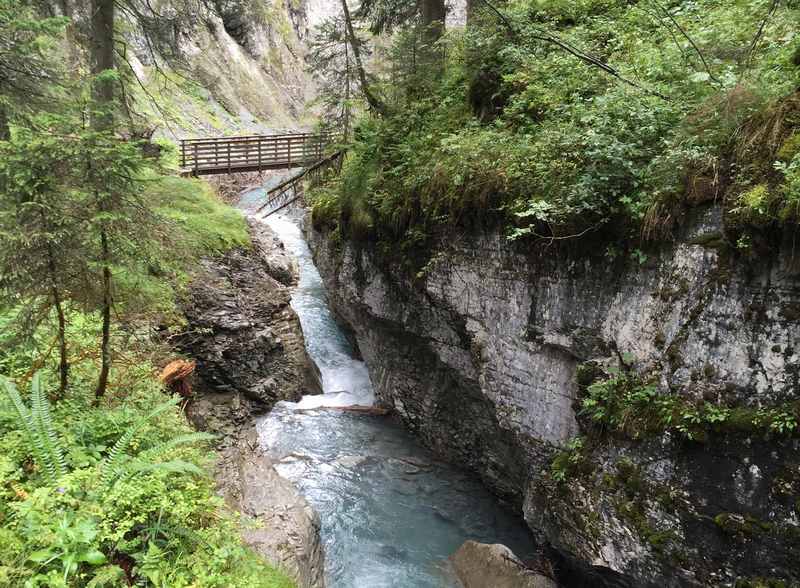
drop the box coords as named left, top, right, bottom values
left=226, top=430, right=325, bottom=588
left=307, top=205, right=800, bottom=586
left=180, top=220, right=324, bottom=587
left=181, top=220, right=319, bottom=426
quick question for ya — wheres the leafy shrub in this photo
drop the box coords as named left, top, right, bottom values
left=577, top=364, right=800, bottom=442
left=0, top=342, right=293, bottom=587
left=777, top=153, right=800, bottom=222
left=317, top=0, right=800, bottom=252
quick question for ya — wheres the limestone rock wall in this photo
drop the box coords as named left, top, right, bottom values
left=307, top=206, right=800, bottom=586
left=58, top=0, right=322, bottom=137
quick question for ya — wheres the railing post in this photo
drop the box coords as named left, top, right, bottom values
left=258, top=138, right=263, bottom=171
left=227, top=142, right=231, bottom=173
left=180, top=140, right=186, bottom=168
left=193, top=143, right=198, bottom=175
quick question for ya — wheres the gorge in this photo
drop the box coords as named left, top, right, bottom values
left=1, top=0, right=799, bottom=586
left=305, top=204, right=800, bottom=586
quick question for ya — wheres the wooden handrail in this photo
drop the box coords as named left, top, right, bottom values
left=180, top=132, right=338, bottom=176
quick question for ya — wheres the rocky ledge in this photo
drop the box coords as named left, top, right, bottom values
left=179, top=219, right=324, bottom=587
left=307, top=206, right=800, bottom=587
left=222, top=429, right=324, bottom=588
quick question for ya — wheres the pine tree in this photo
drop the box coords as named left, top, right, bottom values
left=307, top=15, right=361, bottom=139
left=0, top=123, right=81, bottom=396
left=0, top=0, right=66, bottom=137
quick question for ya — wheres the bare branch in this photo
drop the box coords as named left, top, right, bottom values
left=651, top=0, right=720, bottom=85
left=476, top=0, right=670, bottom=101
left=744, top=0, right=781, bottom=68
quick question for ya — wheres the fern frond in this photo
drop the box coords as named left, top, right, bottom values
left=1, top=375, right=58, bottom=485
left=123, top=459, right=206, bottom=479
left=99, top=398, right=179, bottom=487
left=135, top=432, right=216, bottom=463
left=143, top=518, right=210, bottom=551
left=29, top=373, right=67, bottom=480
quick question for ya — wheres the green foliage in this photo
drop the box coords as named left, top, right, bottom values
left=577, top=364, right=800, bottom=441
left=730, top=184, right=773, bottom=225
left=0, top=352, right=294, bottom=588
left=27, top=514, right=108, bottom=586
left=151, top=175, right=250, bottom=256
left=314, top=0, right=800, bottom=251
left=306, top=15, right=363, bottom=139
left=777, top=133, right=800, bottom=162
left=97, top=397, right=211, bottom=490
left=0, top=3, right=288, bottom=584
left=0, top=118, right=249, bottom=335
left=0, top=0, right=67, bottom=132
left=775, top=153, right=800, bottom=222
left=1, top=373, right=67, bottom=485
left=550, top=436, right=588, bottom=483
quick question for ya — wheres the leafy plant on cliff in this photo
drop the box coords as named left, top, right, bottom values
left=577, top=363, right=800, bottom=441
left=550, top=436, right=588, bottom=483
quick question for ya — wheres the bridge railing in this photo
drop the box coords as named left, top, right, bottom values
left=180, top=132, right=337, bottom=175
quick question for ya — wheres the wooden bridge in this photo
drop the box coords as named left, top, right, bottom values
left=180, top=132, right=336, bottom=176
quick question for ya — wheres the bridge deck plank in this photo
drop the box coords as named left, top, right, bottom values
left=179, top=132, right=334, bottom=176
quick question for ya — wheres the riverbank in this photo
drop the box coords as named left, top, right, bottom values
left=0, top=177, right=296, bottom=587
left=178, top=215, right=326, bottom=588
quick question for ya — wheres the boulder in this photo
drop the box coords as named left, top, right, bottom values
left=450, top=541, right=557, bottom=588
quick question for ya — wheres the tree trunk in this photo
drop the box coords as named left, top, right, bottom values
left=52, top=287, right=68, bottom=397
left=90, top=0, right=115, bottom=399
left=420, top=0, right=446, bottom=71
left=40, top=209, right=69, bottom=397
left=421, top=0, right=446, bottom=44
left=340, top=0, right=385, bottom=115
left=344, top=35, right=351, bottom=141
left=0, top=104, right=9, bottom=141
left=90, top=0, right=115, bottom=128
left=95, top=227, right=112, bottom=399
left=62, top=0, right=82, bottom=71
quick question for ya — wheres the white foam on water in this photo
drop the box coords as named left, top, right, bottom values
left=247, top=196, right=376, bottom=409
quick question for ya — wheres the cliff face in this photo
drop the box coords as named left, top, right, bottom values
left=307, top=206, right=800, bottom=586
left=69, top=0, right=323, bottom=138
left=137, top=0, right=315, bottom=137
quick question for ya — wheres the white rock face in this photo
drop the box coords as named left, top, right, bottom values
left=307, top=204, right=800, bottom=586
left=305, top=0, right=341, bottom=30
left=115, top=0, right=321, bottom=138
